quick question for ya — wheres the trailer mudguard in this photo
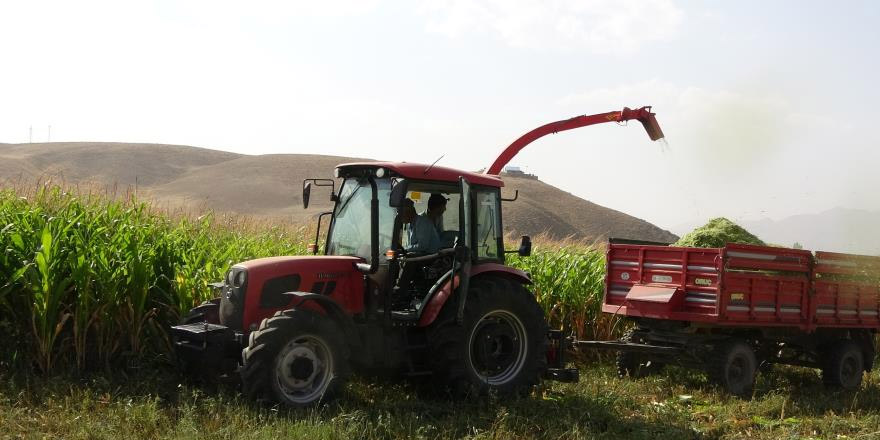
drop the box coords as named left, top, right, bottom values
left=417, top=263, right=532, bottom=327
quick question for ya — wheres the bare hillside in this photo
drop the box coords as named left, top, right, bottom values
left=502, top=175, right=678, bottom=243
left=0, top=142, right=677, bottom=243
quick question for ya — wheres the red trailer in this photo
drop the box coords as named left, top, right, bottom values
left=584, top=240, right=880, bottom=396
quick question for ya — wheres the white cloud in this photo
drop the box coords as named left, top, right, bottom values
left=547, top=80, right=880, bottom=226
left=420, top=0, right=684, bottom=52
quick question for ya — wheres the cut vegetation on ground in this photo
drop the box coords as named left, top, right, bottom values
left=5, top=364, right=880, bottom=439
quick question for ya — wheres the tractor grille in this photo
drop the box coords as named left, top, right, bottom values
left=219, top=268, right=247, bottom=330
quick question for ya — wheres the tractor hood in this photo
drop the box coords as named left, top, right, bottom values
left=235, top=255, right=363, bottom=276
left=223, top=256, right=366, bottom=331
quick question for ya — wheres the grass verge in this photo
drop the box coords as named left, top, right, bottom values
left=5, top=362, right=880, bottom=439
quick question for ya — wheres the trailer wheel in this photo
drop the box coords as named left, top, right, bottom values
left=710, top=340, right=756, bottom=397
left=616, top=329, right=664, bottom=378
left=822, top=340, right=864, bottom=390
left=427, top=276, right=548, bottom=397
left=240, top=309, right=349, bottom=407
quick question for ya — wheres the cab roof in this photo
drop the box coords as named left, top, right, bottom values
left=336, top=162, right=504, bottom=188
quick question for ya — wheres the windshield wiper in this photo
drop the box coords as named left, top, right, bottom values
left=335, top=183, right=363, bottom=215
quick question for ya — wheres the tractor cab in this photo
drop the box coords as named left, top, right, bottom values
left=303, top=162, right=520, bottom=324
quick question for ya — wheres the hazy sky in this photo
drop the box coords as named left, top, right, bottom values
left=2, top=0, right=878, bottom=231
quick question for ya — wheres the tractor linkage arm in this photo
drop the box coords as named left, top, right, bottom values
left=485, top=106, right=664, bottom=175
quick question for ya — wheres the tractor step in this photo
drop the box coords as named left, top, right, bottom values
left=390, top=310, right=419, bottom=321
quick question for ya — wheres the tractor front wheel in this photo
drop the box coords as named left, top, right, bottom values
left=240, top=309, right=349, bottom=407
left=428, top=276, right=548, bottom=397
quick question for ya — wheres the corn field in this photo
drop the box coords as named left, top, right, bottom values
left=0, top=186, right=613, bottom=375
left=508, top=243, right=619, bottom=343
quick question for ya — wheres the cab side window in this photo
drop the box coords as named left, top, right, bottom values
left=474, top=189, right=501, bottom=260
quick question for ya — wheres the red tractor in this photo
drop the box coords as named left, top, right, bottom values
left=171, top=107, right=663, bottom=406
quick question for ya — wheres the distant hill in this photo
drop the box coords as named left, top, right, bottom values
left=0, top=142, right=678, bottom=244
left=739, top=208, right=880, bottom=256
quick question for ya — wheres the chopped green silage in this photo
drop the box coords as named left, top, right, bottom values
left=674, top=217, right=764, bottom=248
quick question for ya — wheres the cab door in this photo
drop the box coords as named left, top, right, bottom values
left=455, top=177, right=473, bottom=322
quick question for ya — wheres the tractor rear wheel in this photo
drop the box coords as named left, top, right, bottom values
left=709, top=339, right=756, bottom=398
left=240, top=309, right=349, bottom=407
left=822, top=340, right=864, bottom=390
left=427, top=276, right=548, bottom=397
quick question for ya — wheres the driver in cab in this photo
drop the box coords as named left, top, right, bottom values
left=399, top=198, right=440, bottom=254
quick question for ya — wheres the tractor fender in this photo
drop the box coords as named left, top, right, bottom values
left=283, top=292, right=363, bottom=358
left=417, top=263, right=532, bottom=327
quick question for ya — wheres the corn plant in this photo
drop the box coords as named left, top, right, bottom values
left=509, top=242, right=621, bottom=342
left=0, top=184, right=617, bottom=373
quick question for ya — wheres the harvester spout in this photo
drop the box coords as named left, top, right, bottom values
left=485, top=106, right=664, bottom=175
left=622, top=106, right=665, bottom=141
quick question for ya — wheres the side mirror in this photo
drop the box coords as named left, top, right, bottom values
left=302, top=182, right=312, bottom=209
left=388, top=178, right=409, bottom=207
left=518, top=235, right=531, bottom=257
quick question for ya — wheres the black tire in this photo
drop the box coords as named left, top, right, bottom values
left=427, top=276, right=548, bottom=397
left=822, top=340, right=864, bottom=390
left=240, top=309, right=350, bottom=407
left=709, top=339, right=756, bottom=398
left=616, top=328, right=664, bottom=378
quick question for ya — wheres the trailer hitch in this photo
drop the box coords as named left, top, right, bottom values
left=544, top=329, right=579, bottom=382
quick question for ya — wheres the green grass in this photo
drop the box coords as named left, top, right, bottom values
left=5, top=363, right=880, bottom=439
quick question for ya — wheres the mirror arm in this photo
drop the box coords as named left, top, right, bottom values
left=501, top=190, right=519, bottom=202
left=303, top=178, right=337, bottom=206
left=311, top=211, right=333, bottom=255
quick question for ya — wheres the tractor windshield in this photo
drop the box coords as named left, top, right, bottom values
left=327, top=177, right=394, bottom=260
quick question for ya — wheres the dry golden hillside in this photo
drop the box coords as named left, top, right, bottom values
left=0, top=142, right=677, bottom=243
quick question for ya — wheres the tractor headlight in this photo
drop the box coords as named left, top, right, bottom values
left=334, top=167, right=340, bottom=178
left=226, top=270, right=234, bottom=285
left=233, top=270, right=247, bottom=288
left=375, top=167, right=386, bottom=178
